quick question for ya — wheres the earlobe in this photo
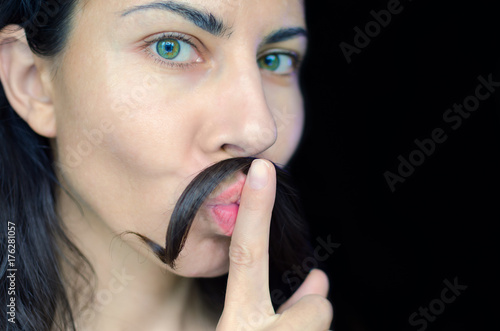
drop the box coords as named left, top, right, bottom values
left=0, top=25, right=57, bottom=138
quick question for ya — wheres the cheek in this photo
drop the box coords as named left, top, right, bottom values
left=51, top=63, right=199, bottom=241
left=55, top=66, right=200, bottom=175
left=265, top=82, right=305, bottom=163
left=53, top=37, right=206, bottom=177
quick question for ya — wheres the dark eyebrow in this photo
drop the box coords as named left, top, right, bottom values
left=120, top=0, right=231, bottom=38
left=261, top=27, right=308, bottom=46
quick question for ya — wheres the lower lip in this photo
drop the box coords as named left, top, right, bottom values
left=210, top=204, right=239, bottom=236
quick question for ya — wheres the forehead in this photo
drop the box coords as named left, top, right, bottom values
left=79, top=0, right=306, bottom=28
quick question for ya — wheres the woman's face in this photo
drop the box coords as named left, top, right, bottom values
left=53, top=0, right=307, bottom=277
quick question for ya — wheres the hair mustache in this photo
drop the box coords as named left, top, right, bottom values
left=129, top=157, right=310, bottom=270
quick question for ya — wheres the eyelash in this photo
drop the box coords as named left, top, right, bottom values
left=142, top=32, right=303, bottom=74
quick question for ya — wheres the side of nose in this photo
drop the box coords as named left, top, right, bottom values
left=198, top=58, right=277, bottom=158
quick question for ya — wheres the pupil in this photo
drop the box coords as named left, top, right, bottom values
left=165, top=42, right=175, bottom=53
left=265, top=55, right=277, bottom=66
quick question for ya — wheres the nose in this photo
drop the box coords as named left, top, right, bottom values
left=198, top=58, right=278, bottom=158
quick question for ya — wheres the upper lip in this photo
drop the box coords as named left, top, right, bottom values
left=204, top=172, right=246, bottom=206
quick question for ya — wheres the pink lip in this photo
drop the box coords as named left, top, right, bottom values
left=205, top=173, right=246, bottom=236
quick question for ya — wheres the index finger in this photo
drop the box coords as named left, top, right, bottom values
left=224, top=159, right=276, bottom=311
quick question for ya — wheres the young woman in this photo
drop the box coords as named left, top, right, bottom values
left=0, top=0, right=333, bottom=330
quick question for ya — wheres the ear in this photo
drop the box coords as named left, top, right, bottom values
left=0, top=25, right=56, bottom=138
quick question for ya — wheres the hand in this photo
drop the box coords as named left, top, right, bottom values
left=217, top=159, right=333, bottom=331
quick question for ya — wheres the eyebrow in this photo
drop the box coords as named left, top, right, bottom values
left=261, top=27, right=308, bottom=46
left=120, top=1, right=308, bottom=45
left=120, top=0, right=230, bottom=38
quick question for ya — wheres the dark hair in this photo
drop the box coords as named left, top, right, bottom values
left=1, top=1, right=89, bottom=331
left=133, top=157, right=311, bottom=269
left=0, top=1, right=313, bottom=330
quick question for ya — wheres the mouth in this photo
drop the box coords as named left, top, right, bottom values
left=130, top=157, right=258, bottom=268
left=204, top=173, right=246, bottom=236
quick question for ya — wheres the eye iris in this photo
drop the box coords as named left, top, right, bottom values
left=157, top=39, right=180, bottom=59
left=261, top=54, right=280, bottom=71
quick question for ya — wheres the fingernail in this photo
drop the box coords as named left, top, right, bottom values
left=248, top=159, right=269, bottom=190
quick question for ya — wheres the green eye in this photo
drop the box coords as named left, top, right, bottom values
left=157, top=39, right=181, bottom=60
left=258, top=53, right=297, bottom=74
left=259, top=54, right=281, bottom=71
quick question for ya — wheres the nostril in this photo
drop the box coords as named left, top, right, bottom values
left=222, top=143, right=246, bottom=156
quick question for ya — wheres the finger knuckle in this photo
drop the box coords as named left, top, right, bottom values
left=229, top=243, right=254, bottom=267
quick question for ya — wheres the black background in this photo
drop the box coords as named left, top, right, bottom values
left=289, top=0, right=500, bottom=330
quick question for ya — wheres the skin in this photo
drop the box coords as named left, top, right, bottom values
left=0, top=0, right=333, bottom=329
